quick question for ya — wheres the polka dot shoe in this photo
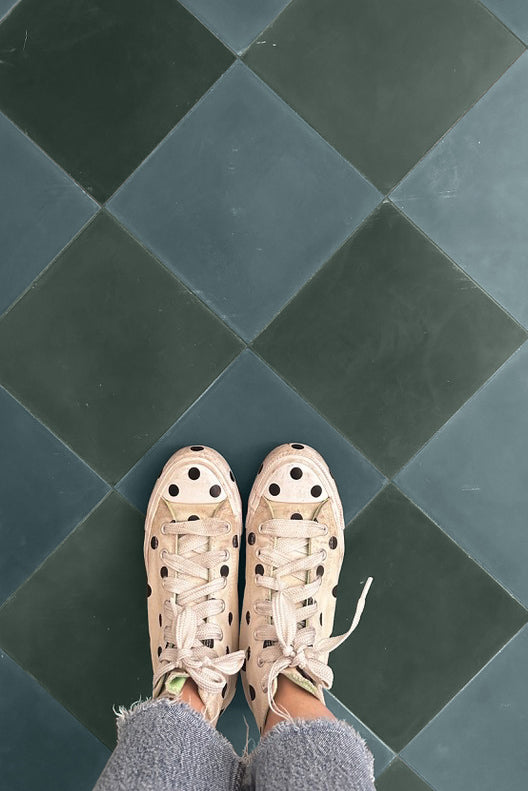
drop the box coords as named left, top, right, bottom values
left=144, top=446, right=245, bottom=725
left=239, top=443, right=373, bottom=732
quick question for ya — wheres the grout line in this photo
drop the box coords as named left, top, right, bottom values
left=0, top=489, right=114, bottom=613
left=389, top=200, right=528, bottom=334
left=475, top=0, right=528, bottom=50
left=0, top=208, right=100, bottom=322
left=105, top=209, right=248, bottom=350
left=388, top=48, right=527, bottom=198
left=400, top=621, right=528, bottom=756
left=390, top=481, right=528, bottom=614
left=0, top=645, right=112, bottom=751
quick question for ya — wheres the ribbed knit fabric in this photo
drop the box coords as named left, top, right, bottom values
left=92, top=699, right=377, bottom=790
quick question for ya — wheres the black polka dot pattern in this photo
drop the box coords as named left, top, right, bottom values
left=220, top=565, right=229, bottom=577
left=232, top=535, right=238, bottom=548
left=191, top=446, right=204, bottom=451
left=188, top=514, right=199, bottom=521
left=160, top=566, right=168, bottom=578
left=246, top=611, right=251, bottom=625
left=319, top=613, right=323, bottom=626
left=228, top=612, right=233, bottom=625
left=242, top=659, right=246, bottom=672
left=249, top=685, right=256, bottom=701
left=222, top=684, right=227, bottom=698
left=332, top=585, right=338, bottom=597
left=147, top=584, right=152, bottom=597
left=255, top=563, right=264, bottom=576
left=210, top=485, right=221, bottom=497
left=269, top=483, right=280, bottom=496
left=291, top=444, right=304, bottom=449
left=247, top=647, right=251, bottom=660
left=317, top=565, right=325, bottom=577
left=291, top=512, right=303, bottom=520
left=168, top=484, right=179, bottom=496
left=258, top=464, right=263, bottom=474
left=248, top=532, right=256, bottom=545
left=229, top=470, right=235, bottom=481
left=188, top=467, right=200, bottom=480
left=311, top=485, right=322, bottom=497
left=290, top=467, right=303, bottom=479
left=329, top=536, right=338, bottom=549
left=159, top=614, right=162, bottom=627
left=157, top=646, right=162, bottom=657
left=151, top=536, right=158, bottom=549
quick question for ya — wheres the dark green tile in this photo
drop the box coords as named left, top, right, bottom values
left=0, top=212, right=242, bottom=483
left=377, top=759, right=434, bottom=791
left=0, top=493, right=151, bottom=749
left=254, top=203, right=526, bottom=476
left=0, top=0, right=234, bottom=201
left=330, top=485, right=528, bottom=751
left=243, top=0, right=524, bottom=192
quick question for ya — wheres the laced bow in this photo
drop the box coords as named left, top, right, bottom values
left=153, top=517, right=245, bottom=696
left=253, top=517, right=373, bottom=719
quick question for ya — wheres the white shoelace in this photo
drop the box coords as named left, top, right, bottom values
left=253, top=517, right=373, bottom=718
left=153, top=517, right=245, bottom=696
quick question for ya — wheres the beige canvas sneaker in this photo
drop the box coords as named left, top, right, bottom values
left=144, top=445, right=245, bottom=726
left=239, top=442, right=373, bottom=732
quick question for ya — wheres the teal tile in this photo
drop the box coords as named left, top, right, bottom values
left=178, top=0, right=291, bottom=53
left=0, top=385, right=108, bottom=604
left=377, top=759, right=434, bottom=791
left=0, top=110, right=96, bottom=316
left=329, top=485, right=528, bottom=750
left=243, top=0, right=523, bottom=192
left=323, top=691, right=394, bottom=777
left=254, top=203, right=526, bottom=476
left=393, top=53, right=528, bottom=329
left=396, top=341, right=528, bottom=606
left=108, top=62, right=380, bottom=340
left=481, top=0, right=528, bottom=43
left=117, top=351, right=385, bottom=524
left=0, top=212, right=242, bottom=483
left=0, top=651, right=110, bottom=791
left=0, top=493, right=151, bottom=749
left=402, top=625, right=528, bottom=791
left=0, top=0, right=234, bottom=201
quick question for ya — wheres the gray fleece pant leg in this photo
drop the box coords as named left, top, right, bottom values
left=244, top=718, right=377, bottom=791
left=92, top=701, right=376, bottom=791
left=92, top=699, right=243, bottom=791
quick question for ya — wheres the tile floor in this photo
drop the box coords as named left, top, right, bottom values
left=0, top=1, right=527, bottom=789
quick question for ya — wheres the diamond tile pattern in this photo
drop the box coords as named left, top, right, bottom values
left=117, top=350, right=385, bottom=523
left=331, top=485, right=528, bottom=750
left=243, top=0, right=524, bottom=192
left=109, top=61, right=380, bottom=339
left=0, top=110, right=96, bottom=315
left=0, top=651, right=110, bottom=791
left=396, top=340, right=528, bottom=606
left=402, top=625, right=528, bottom=791
left=0, top=212, right=242, bottom=483
left=0, top=385, right=108, bottom=604
left=178, top=0, right=292, bottom=54
left=0, top=0, right=234, bottom=201
left=393, top=52, right=528, bottom=328
left=254, top=203, right=526, bottom=476
left=1, top=0, right=528, bottom=788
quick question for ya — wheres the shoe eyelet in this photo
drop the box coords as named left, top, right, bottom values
left=160, top=524, right=166, bottom=535
left=321, top=550, right=328, bottom=561
left=257, top=657, right=264, bottom=667
left=224, top=551, right=229, bottom=561
left=257, top=525, right=263, bottom=533
left=160, top=549, right=167, bottom=560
